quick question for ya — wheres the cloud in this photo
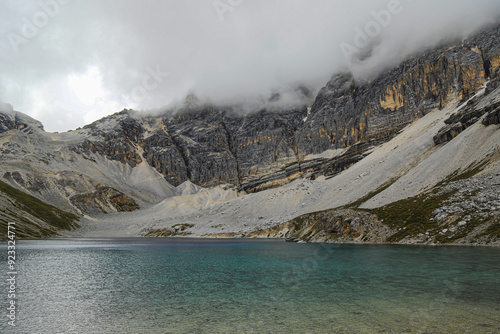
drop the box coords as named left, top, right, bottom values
left=1, top=0, right=499, bottom=132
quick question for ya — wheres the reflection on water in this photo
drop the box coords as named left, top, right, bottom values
left=1, top=238, right=499, bottom=333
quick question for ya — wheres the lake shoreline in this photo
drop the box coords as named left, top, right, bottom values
left=11, top=234, right=500, bottom=248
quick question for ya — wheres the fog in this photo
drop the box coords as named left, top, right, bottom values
left=1, top=0, right=499, bottom=131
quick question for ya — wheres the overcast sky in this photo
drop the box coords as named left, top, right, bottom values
left=1, top=0, right=500, bottom=132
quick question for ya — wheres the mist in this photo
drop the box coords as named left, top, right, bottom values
left=1, top=0, right=500, bottom=132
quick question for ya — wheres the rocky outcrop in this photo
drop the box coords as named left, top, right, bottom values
left=74, top=110, right=143, bottom=167
left=368, top=169, right=500, bottom=246
left=434, top=76, right=500, bottom=145
left=3, top=171, right=46, bottom=193
left=222, top=108, right=306, bottom=178
left=0, top=106, right=44, bottom=134
left=70, top=186, right=139, bottom=215
left=483, top=106, right=500, bottom=126
left=238, top=136, right=389, bottom=193
left=144, top=223, right=194, bottom=237
left=75, top=106, right=309, bottom=190
left=166, top=111, right=240, bottom=187
left=67, top=23, right=500, bottom=193
left=434, top=123, right=467, bottom=145
left=244, top=208, right=394, bottom=244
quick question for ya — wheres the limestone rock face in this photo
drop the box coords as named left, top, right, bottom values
left=1, top=23, right=500, bottom=221
left=70, top=186, right=139, bottom=216
left=244, top=208, right=394, bottom=244
left=165, top=111, right=240, bottom=187
left=75, top=111, right=144, bottom=167
left=0, top=107, right=44, bottom=134
left=296, top=38, right=495, bottom=155
left=434, top=123, right=466, bottom=145
left=73, top=106, right=309, bottom=190
left=2, top=24, right=500, bottom=241
left=483, top=107, right=500, bottom=126
left=141, top=127, right=188, bottom=187
left=68, top=23, right=500, bottom=192
left=434, top=75, right=500, bottom=145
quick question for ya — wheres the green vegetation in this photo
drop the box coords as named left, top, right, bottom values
left=0, top=180, right=79, bottom=239
left=370, top=190, right=458, bottom=242
left=368, top=161, right=496, bottom=243
left=480, top=222, right=500, bottom=239
left=0, top=208, right=54, bottom=238
left=284, top=161, right=499, bottom=244
left=439, top=160, right=490, bottom=185
left=347, top=178, right=399, bottom=208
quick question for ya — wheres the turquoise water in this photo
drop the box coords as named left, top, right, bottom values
left=1, top=238, right=499, bottom=333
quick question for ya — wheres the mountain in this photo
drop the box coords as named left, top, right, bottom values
left=1, top=23, right=500, bottom=244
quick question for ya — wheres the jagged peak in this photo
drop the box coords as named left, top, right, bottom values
left=0, top=105, right=45, bottom=134
left=81, top=108, right=138, bottom=133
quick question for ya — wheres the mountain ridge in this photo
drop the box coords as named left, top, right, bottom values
left=1, top=22, right=500, bottom=244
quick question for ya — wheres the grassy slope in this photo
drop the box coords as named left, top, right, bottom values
left=0, top=180, right=79, bottom=239
left=281, top=161, right=499, bottom=244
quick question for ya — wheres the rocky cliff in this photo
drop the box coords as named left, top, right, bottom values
left=1, top=23, right=500, bottom=241
left=0, top=103, right=44, bottom=134
left=67, top=23, right=500, bottom=194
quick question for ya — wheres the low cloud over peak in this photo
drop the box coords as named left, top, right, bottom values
left=1, top=0, right=500, bottom=132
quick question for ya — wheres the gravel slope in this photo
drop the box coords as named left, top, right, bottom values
left=66, top=90, right=500, bottom=238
